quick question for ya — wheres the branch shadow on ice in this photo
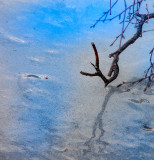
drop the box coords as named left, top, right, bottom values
left=82, top=81, right=154, bottom=158
left=83, top=86, right=122, bottom=155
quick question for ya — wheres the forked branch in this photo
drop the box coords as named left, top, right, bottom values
left=80, top=1, right=154, bottom=90
left=117, top=47, right=154, bottom=91
left=80, top=42, right=119, bottom=87
left=109, top=13, right=154, bottom=59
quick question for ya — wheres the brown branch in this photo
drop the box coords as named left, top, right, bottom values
left=81, top=1, right=154, bottom=89
left=80, top=43, right=119, bottom=87
left=108, top=12, right=154, bottom=77
left=137, top=13, right=154, bottom=19
left=117, top=47, right=154, bottom=91
left=142, top=29, right=154, bottom=33
left=109, top=13, right=154, bottom=58
left=91, top=42, right=99, bottom=68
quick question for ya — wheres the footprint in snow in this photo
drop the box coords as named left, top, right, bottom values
left=128, top=98, right=149, bottom=104
left=22, top=74, right=48, bottom=80
left=26, top=74, right=40, bottom=79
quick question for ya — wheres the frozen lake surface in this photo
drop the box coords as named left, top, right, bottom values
left=0, top=0, right=154, bottom=159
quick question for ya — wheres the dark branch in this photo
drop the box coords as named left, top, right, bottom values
left=108, top=12, right=154, bottom=77
left=109, top=12, right=154, bottom=58
left=90, top=0, right=119, bottom=28
left=117, top=47, right=154, bottom=91
left=81, top=1, right=154, bottom=90
left=137, top=13, right=154, bottom=19
left=80, top=43, right=119, bottom=87
left=91, top=42, right=99, bottom=68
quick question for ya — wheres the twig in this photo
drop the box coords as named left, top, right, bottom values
left=109, top=13, right=154, bottom=58
left=142, top=29, right=154, bottom=33
left=90, top=0, right=119, bottom=28
left=117, top=47, right=154, bottom=91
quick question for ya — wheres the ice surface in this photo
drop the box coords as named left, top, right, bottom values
left=0, top=0, right=154, bottom=160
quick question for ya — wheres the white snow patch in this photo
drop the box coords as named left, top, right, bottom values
left=46, top=49, right=58, bottom=54
left=7, top=36, right=26, bottom=44
left=28, top=57, right=43, bottom=62
left=20, top=73, right=56, bottom=81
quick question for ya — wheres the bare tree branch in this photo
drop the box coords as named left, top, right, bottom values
left=81, top=0, right=154, bottom=90
left=109, top=13, right=154, bottom=58
left=80, top=43, right=119, bottom=87
left=108, top=12, right=154, bottom=78
left=117, top=47, right=154, bottom=91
